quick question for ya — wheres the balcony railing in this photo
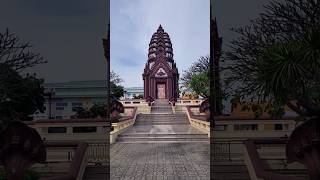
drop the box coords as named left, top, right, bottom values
left=36, top=141, right=88, bottom=180
left=244, top=139, right=307, bottom=180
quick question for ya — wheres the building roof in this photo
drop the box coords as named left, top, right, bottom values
left=43, top=80, right=107, bottom=98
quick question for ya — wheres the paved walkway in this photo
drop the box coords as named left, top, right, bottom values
left=111, top=143, right=209, bottom=180
left=110, top=99, right=209, bottom=180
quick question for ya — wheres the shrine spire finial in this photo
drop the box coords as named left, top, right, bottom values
left=157, top=24, right=164, bottom=32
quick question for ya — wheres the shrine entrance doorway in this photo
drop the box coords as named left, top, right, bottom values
left=157, top=83, right=166, bottom=99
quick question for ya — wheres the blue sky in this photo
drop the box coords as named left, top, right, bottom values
left=111, top=0, right=210, bottom=87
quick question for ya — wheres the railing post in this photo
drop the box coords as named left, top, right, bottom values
left=68, top=151, right=72, bottom=161
left=229, top=142, right=231, bottom=161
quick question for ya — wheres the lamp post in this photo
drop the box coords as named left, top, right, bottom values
left=44, top=88, right=55, bottom=119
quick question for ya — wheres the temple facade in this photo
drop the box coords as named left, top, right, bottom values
left=143, top=25, right=179, bottom=99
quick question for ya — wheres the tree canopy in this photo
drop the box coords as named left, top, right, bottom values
left=225, top=0, right=320, bottom=118
left=0, top=64, right=45, bottom=127
left=110, top=71, right=124, bottom=99
left=189, top=71, right=209, bottom=98
left=181, top=56, right=209, bottom=90
left=0, top=29, right=46, bottom=129
left=0, top=29, right=46, bottom=71
left=72, top=104, right=108, bottom=119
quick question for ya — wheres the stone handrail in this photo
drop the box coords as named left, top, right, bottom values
left=243, top=139, right=305, bottom=180
left=110, top=107, right=138, bottom=143
left=40, top=141, right=88, bottom=180
left=186, top=105, right=210, bottom=137
left=120, top=100, right=151, bottom=113
left=176, top=99, right=204, bottom=104
left=120, top=99, right=148, bottom=105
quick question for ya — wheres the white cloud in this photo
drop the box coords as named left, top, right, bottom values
left=111, top=0, right=209, bottom=87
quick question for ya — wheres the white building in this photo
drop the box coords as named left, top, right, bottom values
left=33, top=80, right=107, bottom=120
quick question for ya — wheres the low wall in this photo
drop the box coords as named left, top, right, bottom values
left=173, top=99, right=204, bottom=113
left=110, top=107, right=138, bottom=144
left=186, top=105, right=296, bottom=140
left=27, top=119, right=109, bottom=142
left=120, top=99, right=151, bottom=114
left=212, top=117, right=296, bottom=141
left=186, top=105, right=210, bottom=137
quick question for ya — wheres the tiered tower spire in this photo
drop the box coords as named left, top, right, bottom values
left=143, top=25, right=179, bottom=100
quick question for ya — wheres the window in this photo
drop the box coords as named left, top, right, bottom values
left=56, top=102, right=68, bottom=106
left=56, top=106, right=64, bottom=110
left=264, top=124, right=274, bottom=130
left=72, top=102, right=83, bottom=107
left=234, top=124, right=258, bottom=131
left=72, top=106, right=83, bottom=112
left=274, top=124, right=283, bottom=130
left=48, top=127, right=67, bottom=133
left=213, top=125, right=227, bottom=131
left=73, top=126, right=97, bottom=133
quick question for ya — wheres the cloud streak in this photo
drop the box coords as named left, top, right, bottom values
left=111, top=0, right=210, bottom=87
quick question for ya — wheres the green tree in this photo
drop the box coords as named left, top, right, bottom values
left=72, top=104, right=108, bottom=119
left=225, top=0, right=320, bottom=119
left=0, top=29, right=46, bottom=130
left=181, top=56, right=209, bottom=89
left=189, top=71, right=209, bottom=98
left=0, top=64, right=45, bottom=128
left=110, top=71, right=124, bottom=99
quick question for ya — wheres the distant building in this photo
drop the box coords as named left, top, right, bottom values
left=123, top=87, right=144, bottom=99
left=32, top=80, right=107, bottom=120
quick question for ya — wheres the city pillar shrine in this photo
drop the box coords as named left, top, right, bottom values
left=143, top=25, right=179, bottom=99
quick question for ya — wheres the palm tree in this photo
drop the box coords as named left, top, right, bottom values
left=253, top=27, right=320, bottom=118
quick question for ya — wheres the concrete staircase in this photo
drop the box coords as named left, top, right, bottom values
left=134, top=114, right=189, bottom=125
left=151, top=98, right=172, bottom=113
left=117, top=99, right=208, bottom=143
left=117, top=113, right=208, bottom=143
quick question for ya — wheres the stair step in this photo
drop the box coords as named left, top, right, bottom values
left=135, top=122, right=188, bottom=125
left=136, top=118, right=188, bottom=120
left=83, top=166, right=109, bottom=180
left=118, top=136, right=208, bottom=140
left=138, top=114, right=187, bottom=116
left=119, top=134, right=207, bottom=137
left=210, top=173, right=250, bottom=180
left=116, top=141, right=210, bottom=143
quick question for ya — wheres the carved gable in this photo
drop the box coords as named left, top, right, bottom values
left=155, top=68, right=168, bottom=77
